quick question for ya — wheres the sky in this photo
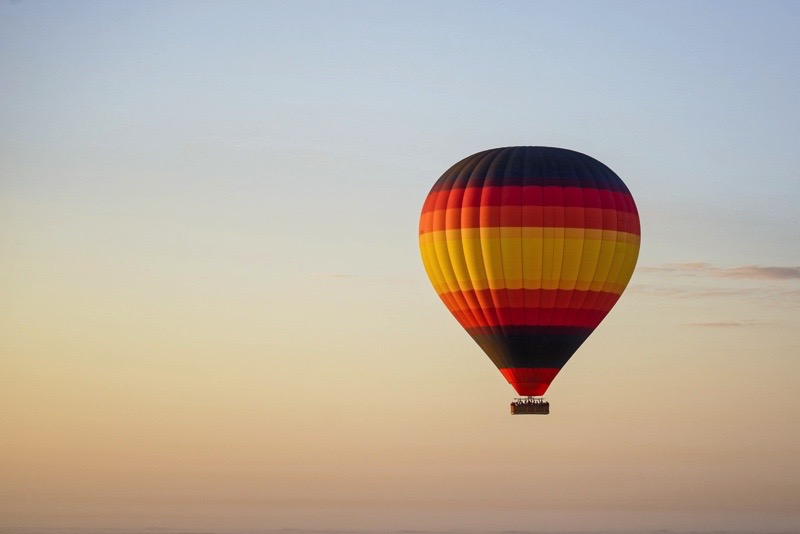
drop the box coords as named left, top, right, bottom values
left=2, top=1, right=800, bottom=532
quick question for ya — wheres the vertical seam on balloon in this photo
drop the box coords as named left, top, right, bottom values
left=543, top=148, right=561, bottom=334
left=492, top=147, right=513, bottom=369
left=513, top=147, right=528, bottom=376
left=600, top=222, right=626, bottom=317
left=584, top=157, right=605, bottom=321
left=517, top=147, right=525, bottom=336
left=502, top=147, right=519, bottom=369
left=479, top=150, right=511, bottom=369
left=618, top=184, right=641, bottom=291
left=446, top=165, right=482, bottom=331
left=505, top=147, right=525, bottom=328
left=458, top=151, right=503, bottom=362
left=578, top=155, right=605, bottom=326
left=593, top=159, right=626, bottom=324
left=460, top=149, right=507, bottom=370
left=533, top=148, right=546, bottom=370
left=521, top=148, right=531, bottom=328
left=419, top=185, right=451, bottom=307
left=579, top=159, right=609, bottom=326
left=419, top=219, right=459, bottom=326
left=542, top=147, right=566, bottom=384
left=554, top=150, right=569, bottom=358
left=607, top=179, right=631, bottom=313
left=432, top=177, right=474, bottom=329
left=558, top=152, right=588, bottom=340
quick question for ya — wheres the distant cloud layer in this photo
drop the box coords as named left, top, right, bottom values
left=684, top=321, right=764, bottom=328
left=722, top=265, right=800, bottom=280
left=631, top=262, right=800, bottom=313
left=640, top=262, right=800, bottom=280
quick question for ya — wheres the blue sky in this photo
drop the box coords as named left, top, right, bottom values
left=4, top=2, right=799, bottom=270
left=2, top=1, right=800, bottom=532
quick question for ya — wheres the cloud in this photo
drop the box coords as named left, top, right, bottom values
left=640, top=262, right=800, bottom=280
left=630, top=264, right=800, bottom=307
left=628, top=283, right=757, bottom=299
left=684, top=321, right=760, bottom=327
left=720, top=266, right=800, bottom=280
left=638, top=262, right=713, bottom=274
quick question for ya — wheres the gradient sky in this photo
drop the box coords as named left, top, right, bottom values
left=2, top=1, right=799, bottom=532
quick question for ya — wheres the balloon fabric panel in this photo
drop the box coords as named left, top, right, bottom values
left=419, top=147, right=640, bottom=397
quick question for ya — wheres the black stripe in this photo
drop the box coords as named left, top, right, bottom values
left=430, top=146, right=630, bottom=194
left=467, top=325, right=593, bottom=369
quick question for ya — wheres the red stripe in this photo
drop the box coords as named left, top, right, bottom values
left=443, top=288, right=620, bottom=312
left=421, top=186, right=637, bottom=214
left=439, top=289, right=621, bottom=329
left=420, top=205, right=640, bottom=233
left=500, top=367, right=561, bottom=396
left=449, top=306, right=611, bottom=329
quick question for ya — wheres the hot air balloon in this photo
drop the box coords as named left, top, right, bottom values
left=419, top=147, right=640, bottom=414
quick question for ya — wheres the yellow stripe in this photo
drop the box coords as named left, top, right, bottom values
left=420, top=239, right=446, bottom=294
left=419, top=231, right=639, bottom=294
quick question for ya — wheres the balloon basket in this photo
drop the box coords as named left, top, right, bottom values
left=510, top=397, right=549, bottom=415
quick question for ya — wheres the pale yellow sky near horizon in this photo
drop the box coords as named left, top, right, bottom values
left=3, top=249, right=799, bottom=530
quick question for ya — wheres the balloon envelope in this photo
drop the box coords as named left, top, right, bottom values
left=419, top=147, right=640, bottom=396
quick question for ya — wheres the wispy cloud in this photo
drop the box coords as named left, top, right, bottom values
left=640, top=262, right=800, bottom=280
left=684, top=321, right=767, bottom=328
left=628, top=283, right=758, bottom=299
left=638, top=262, right=712, bottom=274
left=721, top=265, right=800, bottom=280
left=632, top=263, right=800, bottom=310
